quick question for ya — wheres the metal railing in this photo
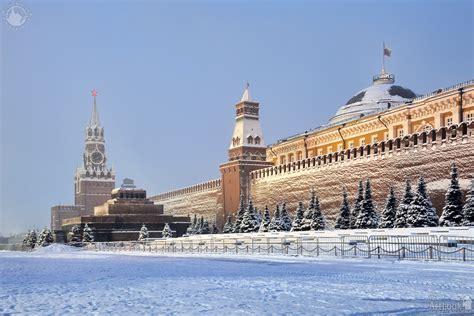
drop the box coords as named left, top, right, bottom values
left=83, top=234, right=474, bottom=262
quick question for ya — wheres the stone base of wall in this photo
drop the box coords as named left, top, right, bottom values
left=251, top=138, right=474, bottom=225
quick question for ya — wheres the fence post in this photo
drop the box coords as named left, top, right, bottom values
left=429, top=246, right=433, bottom=260
left=377, top=246, right=380, bottom=259
left=316, top=238, right=319, bottom=257
left=368, top=237, right=371, bottom=259
left=463, top=247, right=466, bottom=262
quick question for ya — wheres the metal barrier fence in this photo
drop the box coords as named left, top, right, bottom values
left=83, top=234, right=474, bottom=262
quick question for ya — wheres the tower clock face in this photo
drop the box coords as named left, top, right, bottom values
left=90, top=151, right=104, bottom=164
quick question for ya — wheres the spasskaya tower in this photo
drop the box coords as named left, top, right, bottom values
left=74, top=89, right=115, bottom=215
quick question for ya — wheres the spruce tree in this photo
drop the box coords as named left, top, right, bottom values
left=350, top=181, right=364, bottom=228
left=440, top=163, right=464, bottom=226
left=233, top=193, right=246, bottom=233
left=161, top=223, right=173, bottom=238
left=27, top=230, right=37, bottom=249
left=269, top=205, right=282, bottom=232
left=335, top=188, right=351, bottom=230
left=291, top=202, right=305, bottom=231
left=240, top=199, right=260, bottom=233
left=279, top=203, right=292, bottom=231
left=82, top=223, right=94, bottom=243
left=354, top=179, right=378, bottom=229
left=22, top=231, right=30, bottom=246
left=259, top=206, right=271, bottom=232
left=190, top=214, right=198, bottom=234
left=379, top=186, right=397, bottom=228
left=200, top=220, right=211, bottom=234
left=462, top=179, right=474, bottom=226
left=70, top=225, right=82, bottom=243
left=138, top=224, right=149, bottom=241
left=257, top=209, right=263, bottom=225
left=394, top=179, right=413, bottom=228
left=310, top=196, right=325, bottom=230
left=302, top=189, right=316, bottom=231
left=37, top=228, right=54, bottom=247
left=408, top=177, right=439, bottom=227
left=222, top=216, right=234, bottom=233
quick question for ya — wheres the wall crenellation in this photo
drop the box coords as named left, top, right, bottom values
left=150, top=178, right=221, bottom=201
left=250, top=121, right=473, bottom=181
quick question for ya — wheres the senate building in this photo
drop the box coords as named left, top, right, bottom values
left=51, top=63, right=474, bottom=234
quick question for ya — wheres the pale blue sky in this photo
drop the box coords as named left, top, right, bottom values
left=1, top=0, right=473, bottom=235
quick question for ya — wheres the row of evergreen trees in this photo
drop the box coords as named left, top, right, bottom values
left=22, top=228, right=54, bottom=249
left=138, top=223, right=175, bottom=240
left=186, top=215, right=219, bottom=235
left=217, top=163, right=474, bottom=234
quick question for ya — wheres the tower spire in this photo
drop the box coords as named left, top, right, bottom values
left=240, top=82, right=251, bottom=102
left=89, top=89, right=100, bottom=127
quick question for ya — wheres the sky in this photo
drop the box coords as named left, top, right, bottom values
left=0, top=0, right=473, bottom=235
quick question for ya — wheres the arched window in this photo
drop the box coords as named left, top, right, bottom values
left=247, top=136, right=254, bottom=144
left=254, top=136, right=261, bottom=145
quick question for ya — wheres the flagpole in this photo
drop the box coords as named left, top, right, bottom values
left=382, top=42, right=385, bottom=73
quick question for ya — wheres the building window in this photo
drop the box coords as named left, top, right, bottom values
left=467, top=113, right=473, bottom=121
left=398, top=129, right=404, bottom=137
left=254, top=136, right=261, bottom=145
left=337, top=144, right=343, bottom=152
left=280, top=156, right=286, bottom=164
left=288, top=154, right=294, bottom=162
left=297, top=151, right=303, bottom=161
left=327, top=146, right=333, bottom=154
left=372, top=135, right=378, bottom=143
left=360, top=138, right=366, bottom=146
left=349, top=141, right=354, bottom=149
left=318, top=148, right=323, bottom=156
left=247, top=136, right=254, bottom=144
left=446, top=117, right=453, bottom=126
left=385, top=132, right=389, bottom=140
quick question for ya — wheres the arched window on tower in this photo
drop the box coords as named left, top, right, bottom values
left=254, top=136, right=261, bottom=145
left=247, top=136, right=254, bottom=145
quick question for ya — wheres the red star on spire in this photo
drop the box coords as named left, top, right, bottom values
left=91, top=89, right=97, bottom=97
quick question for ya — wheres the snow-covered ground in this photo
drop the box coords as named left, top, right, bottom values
left=1, top=245, right=473, bottom=314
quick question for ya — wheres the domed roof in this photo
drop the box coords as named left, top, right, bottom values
left=328, top=71, right=416, bottom=125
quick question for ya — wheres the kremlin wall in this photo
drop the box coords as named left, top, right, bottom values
left=150, top=73, right=474, bottom=229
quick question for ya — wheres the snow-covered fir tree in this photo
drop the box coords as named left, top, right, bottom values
left=440, top=163, right=464, bottom=226
left=394, top=179, right=413, bottom=228
left=37, top=228, right=54, bottom=247
left=462, top=179, right=474, bottom=226
left=258, top=206, right=271, bottom=232
left=291, top=202, right=305, bottom=231
left=196, top=216, right=204, bottom=234
left=269, top=204, right=283, bottom=232
left=350, top=181, right=364, bottom=228
left=200, top=219, right=211, bottom=234
left=138, top=224, right=149, bottom=241
left=70, top=225, right=82, bottom=243
left=22, top=231, right=30, bottom=246
left=310, top=196, right=325, bottom=230
left=256, top=209, right=263, bottom=225
left=26, top=230, right=37, bottom=249
left=301, top=189, right=316, bottom=231
left=82, top=224, right=94, bottom=243
left=279, top=203, right=292, bottom=231
left=233, top=193, right=246, bottom=233
left=222, top=216, right=234, bottom=234
left=407, top=177, right=439, bottom=227
left=379, top=186, right=397, bottom=228
left=161, top=223, right=173, bottom=238
left=240, top=199, right=260, bottom=233
left=187, top=214, right=198, bottom=235
left=335, top=188, right=351, bottom=230
left=354, top=179, right=378, bottom=229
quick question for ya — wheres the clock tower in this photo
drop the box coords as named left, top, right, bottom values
left=74, top=89, right=115, bottom=216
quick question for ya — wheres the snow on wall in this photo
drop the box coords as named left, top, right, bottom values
left=150, top=183, right=223, bottom=224
left=251, top=139, right=474, bottom=225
